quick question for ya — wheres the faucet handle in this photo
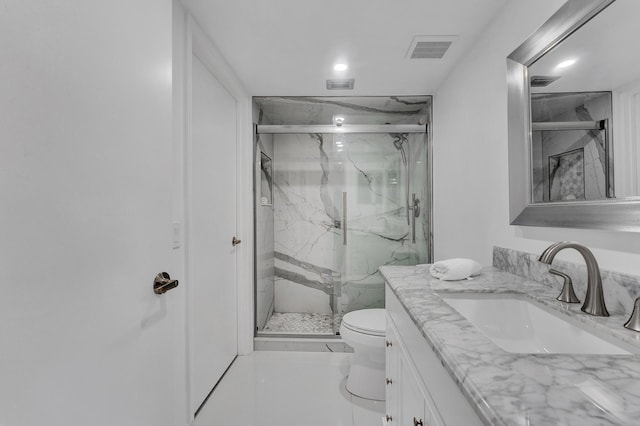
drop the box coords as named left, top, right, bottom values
left=624, top=297, right=640, bottom=332
left=549, top=269, right=580, bottom=304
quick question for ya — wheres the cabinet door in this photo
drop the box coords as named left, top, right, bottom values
left=400, top=354, right=427, bottom=426
left=385, top=321, right=400, bottom=424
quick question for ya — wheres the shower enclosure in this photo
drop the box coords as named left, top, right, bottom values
left=254, top=97, right=432, bottom=336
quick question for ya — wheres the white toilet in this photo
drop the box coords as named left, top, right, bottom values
left=339, top=308, right=386, bottom=401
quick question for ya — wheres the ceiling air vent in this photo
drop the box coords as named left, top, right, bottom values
left=530, top=75, right=560, bottom=87
left=406, top=36, right=457, bottom=59
left=326, top=79, right=355, bottom=90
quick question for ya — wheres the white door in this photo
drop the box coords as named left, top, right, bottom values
left=0, top=1, right=182, bottom=425
left=188, top=53, right=239, bottom=414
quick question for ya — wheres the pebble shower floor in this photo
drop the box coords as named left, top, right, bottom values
left=262, top=312, right=344, bottom=335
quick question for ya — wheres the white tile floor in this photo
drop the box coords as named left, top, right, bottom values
left=194, top=351, right=385, bottom=426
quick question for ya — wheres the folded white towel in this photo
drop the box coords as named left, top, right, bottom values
left=429, top=258, right=482, bottom=281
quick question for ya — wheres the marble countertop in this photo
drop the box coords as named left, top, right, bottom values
left=379, top=265, right=640, bottom=426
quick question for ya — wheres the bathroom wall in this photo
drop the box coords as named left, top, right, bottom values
left=254, top=106, right=275, bottom=330
left=434, top=0, right=640, bottom=284
left=271, top=132, right=428, bottom=315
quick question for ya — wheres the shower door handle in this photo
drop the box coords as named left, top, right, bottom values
left=342, top=192, right=347, bottom=246
left=409, top=194, right=420, bottom=244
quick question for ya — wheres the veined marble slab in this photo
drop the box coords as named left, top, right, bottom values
left=272, top=130, right=428, bottom=314
left=493, top=246, right=640, bottom=315
left=380, top=265, right=640, bottom=426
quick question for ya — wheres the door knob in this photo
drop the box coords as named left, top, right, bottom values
left=153, top=272, right=179, bottom=295
left=232, top=236, right=242, bottom=246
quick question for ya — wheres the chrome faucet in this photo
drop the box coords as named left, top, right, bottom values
left=539, top=242, right=609, bottom=317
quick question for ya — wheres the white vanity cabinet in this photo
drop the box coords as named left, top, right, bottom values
left=385, top=314, right=441, bottom=426
left=385, top=284, right=484, bottom=426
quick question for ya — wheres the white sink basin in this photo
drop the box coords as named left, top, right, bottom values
left=439, top=293, right=635, bottom=355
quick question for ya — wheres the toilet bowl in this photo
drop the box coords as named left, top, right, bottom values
left=339, top=308, right=386, bottom=400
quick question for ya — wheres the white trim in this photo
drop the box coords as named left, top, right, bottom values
left=183, top=13, right=195, bottom=423
left=253, top=337, right=353, bottom=353
left=236, top=96, right=255, bottom=356
left=181, top=12, right=254, bottom=423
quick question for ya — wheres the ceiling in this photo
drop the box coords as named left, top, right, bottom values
left=183, top=0, right=508, bottom=96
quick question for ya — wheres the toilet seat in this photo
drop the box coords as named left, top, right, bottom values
left=341, top=308, right=385, bottom=336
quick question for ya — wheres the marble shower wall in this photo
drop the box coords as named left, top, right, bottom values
left=493, top=246, right=640, bottom=315
left=273, top=132, right=428, bottom=315
left=254, top=109, right=275, bottom=331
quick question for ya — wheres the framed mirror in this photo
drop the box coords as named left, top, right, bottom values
left=507, top=0, right=640, bottom=231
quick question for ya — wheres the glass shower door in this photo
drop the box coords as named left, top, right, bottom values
left=260, top=128, right=428, bottom=336
left=328, top=132, right=429, bottom=333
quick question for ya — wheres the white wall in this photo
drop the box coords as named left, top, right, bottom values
left=434, top=0, right=640, bottom=276
left=1, top=1, right=188, bottom=425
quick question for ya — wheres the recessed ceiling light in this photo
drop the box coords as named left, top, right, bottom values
left=556, top=59, right=576, bottom=69
left=334, top=63, right=348, bottom=71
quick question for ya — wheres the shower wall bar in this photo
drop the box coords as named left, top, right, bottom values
left=256, top=124, right=427, bottom=134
